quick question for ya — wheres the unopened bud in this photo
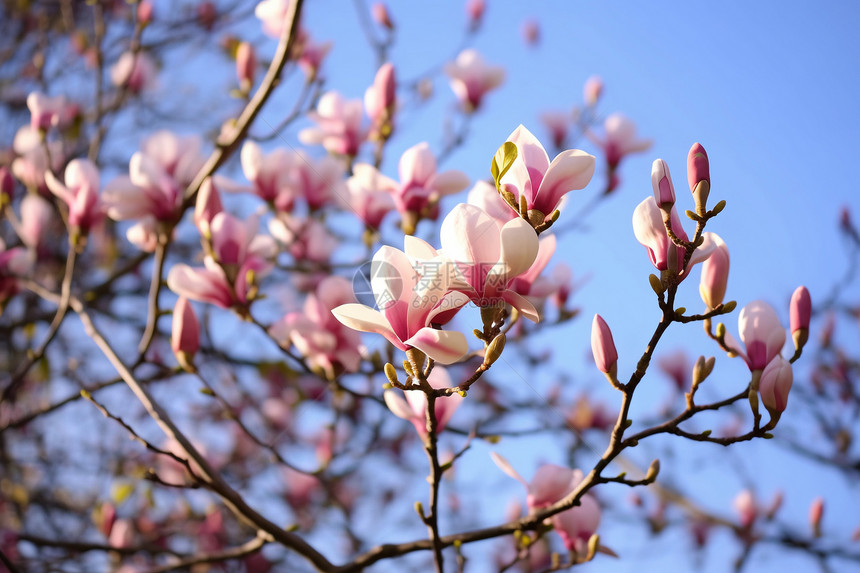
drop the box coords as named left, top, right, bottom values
left=716, top=322, right=726, bottom=340
left=583, top=75, right=603, bottom=107
left=402, top=360, right=414, bottom=378
left=687, top=142, right=710, bottom=191
left=692, top=355, right=715, bottom=388
left=590, top=314, right=617, bottom=375
left=645, top=458, right=660, bottom=482
left=651, top=159, right=676, bottom=210
left=384, top=362, right=398, bottom=385
left=809, top=497, right=824, bottom=538
left=722, top=300, right=737, bottom=313
left=172, top=297, right=199, bottom=373
left=484, top=333, right=506, bottom=366
left=790, top=285, right=811, bottom=352
left=371, top=2, right=394, bottom=29
left=236, top=42, right=257, bottom=93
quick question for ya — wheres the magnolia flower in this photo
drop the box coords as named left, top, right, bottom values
left=443, top=49, right=505, bottom=112
left=759, top=355, right=792, bottom=412
left=235, top=41, right=257, bottom=92
left=698, top=233, right=729, bottom=309
left=26, top=91, right=68, bottom=131
left=103, top=131, right=205, bottom=224
left=439, top=203, right=540, bottom=321
left=632, top=196, right=715, bottom=279
left=292, top=28, right=332, bottom=79
left=331, top=241, right=470, bottom=364
left=255, top=0, right=289, bottom=37
left=499, top=125, right=595, bottom=222
left=194, top=177, right=224, bottom=236
left=298, top=92, right=366, bottom=157
left=11, top=126, right=64, bottom=191
left=466, top=180, right=516, bottom=224
left=734, top=489, right=757, bottom=528
left=0, top=238, right=32, bottom=308
left=587, top=113, right=652, bottom=169
left=270, top=215, right=337, bottom=265
left=45, top=158, right=104, bottom=234
left=284, top=151, right=346, bottom=211
left=172, top=296, right=200, bottom=372
left=790, top=286, right=811, bottom=334
left=365, top=62, right=396, bottom=140
left=724, top=300, right=786, bottom=371
left=591, top=314, right=618, bottom=375
left=240, top=140, right=295, bottom=210
left=342, top=164, right=396, bottom=229
left=390, top=142, right=469, bottom=231
left=111, top=51, right=157, bottom=93
left=383, top=367, right=462, bottom=436
left=539, top=110, right=570, bottom=150
left=491, top=453, right=601, bottom=555
left=18, top=194, right=54, bottom=251
left=167, top=212, right=276, bottom=309
left=583, top=76, right=603, bottom=107
left=269, top=276, right=362, bottom=379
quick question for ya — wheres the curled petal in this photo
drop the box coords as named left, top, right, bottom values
left=404, top=327, right=468, bottom=364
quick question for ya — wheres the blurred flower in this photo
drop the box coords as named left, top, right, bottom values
left=342, top=164, right=397, bottom=230
left=45, top=158, right=104, bottom=235
left=444, top=49, right=505, bottom=112
left=383, top=367, right=462, bottom=436
left=299, top=91, right=366, bottom=157
left=171, top=296, right=200, bottom=372
left=759, top=355, right=792, bottom=412
left=521, top=19, right=540, bottom=46
left=365, top=62, right=396, bottom=142
left=632, top=196, right=715, bottom=278
left=583, top=75, right=603, bottom=107
left=110, top=51, right=156, bottom=93
left=587, top=113, right=651, bottom=172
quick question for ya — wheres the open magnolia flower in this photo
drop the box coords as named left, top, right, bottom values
left=440, top=203, right=541, bottom=322
left=331, top=241, right=470, bottom=364
left=491, top=452, right=601, bottom=555
left=499, top=125, right=595, bottom=224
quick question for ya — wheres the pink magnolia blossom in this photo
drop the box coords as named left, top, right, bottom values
left=583, top=75, right=603, bottom=107
left=733, top=489, right=757, bottom=528
left=539, top=110, right=570, bottom=150
left=103, top=131, right=205, bottom=224
left=588, top=113, right=652, bottom=170
left=18, top=194, right=54, bottom=251
left=45, top=158, right=104, bottom=234
left=172, top=296, right=200, bottom=371
left=491, top=453, right=601, bottom=554
left=26, top=91, right=69, bottom=131
left=499, top=125, right=595, bottom=221
left=687, top=142, right=710, bottom=189
left=466, top=180, right=516, bottom=224
left=285, top=151, right=346, bottom=211
left=255, top=0, right=289, bottom=38
left=269, top=276, right=362, bottom=378
left=299, top=92, right=366, bottom=157
left=11, top=126, right=65, bottom=191
left=591, top=314, right=618, bottom=375
left=269, top=214, right=337, bottom=265
left=235, top=41, right=257, bottom=92
left=108, top=518, right=136, bottom=549
left=651, top=158, right=676, bottom=208
left=365, top=62, right=396, bottom=140
left=790, top=285, right=811, bottom=333
left=194, top=177, right=224, bottom=236
left=698, top=232, right=729, bottom=309
left=342, top=164, right=396, bottom=229
left=167, top=212, right=275, bottom=309
left=126, top=216, right=160, bottom=252
left=443, top=49, right=505, bottom=112
left=509, top=234, right=565, bottom=309
left=759, top=355, right=792, bottom=412
left=331, top=241, right=470, bottom=364
left=390, top=142, right=469, bottom=229
left=658, top=349, right=690, bottom=391
left=0, top=238, right=32, bottom=307
left=110, top=51, right=157, bottom=93
left=240, top=141, right=295, bottom=210
left=439, top=203, right=541, bottom=322
left=383, top=367, right=462, bottom=436
left=724, top=300, right=786, bottom=371
left=521, top=19, right=540, bottom=46
left=632, top=196, right=715, bottom=278
left=292, top=28, right=332, bottom=79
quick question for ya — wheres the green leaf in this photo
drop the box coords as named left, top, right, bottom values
left=491, top=142, right=518, bottom=189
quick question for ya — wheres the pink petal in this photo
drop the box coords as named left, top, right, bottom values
left=331, top=303, right=405, bottom=350
left=535, top=149, right=595, bottom=214
left=404, top=327, right=468, bottom=364
left=490, top=452, right=529, bottom=488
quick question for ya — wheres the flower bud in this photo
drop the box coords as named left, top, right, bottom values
left=759, top=355, right=792, bottom=413
left=687, top=142, right=710, bottom=190
left=172, top=297, right=200, bottom=372
left=687, top=143, right=710, bottom=213
left=484, top=332, right=506, bottom=366
left=583, top=75, right=603, bottom=107
left=137, top=1, right=154, bottom=24
left=699, top=233, right=729, bottom=309
left=194, top=177, right=223, bottom=237
left=236, top=41, right=257, bottom=93
left=809, top=497, right=824, bottom=538
left=591, top=314, right=618, bottom=375
left=466, top=0, right=485, bottom=28
left=789, top=285, right=811, bottom=351
left=650, top=159, right=676, bottom=210
left=371, top=2, right=394, bottom=30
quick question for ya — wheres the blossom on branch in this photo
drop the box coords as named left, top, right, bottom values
left=444, top=49, right=505, bottom=112
left=383, top=367, right=462, bottom=436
